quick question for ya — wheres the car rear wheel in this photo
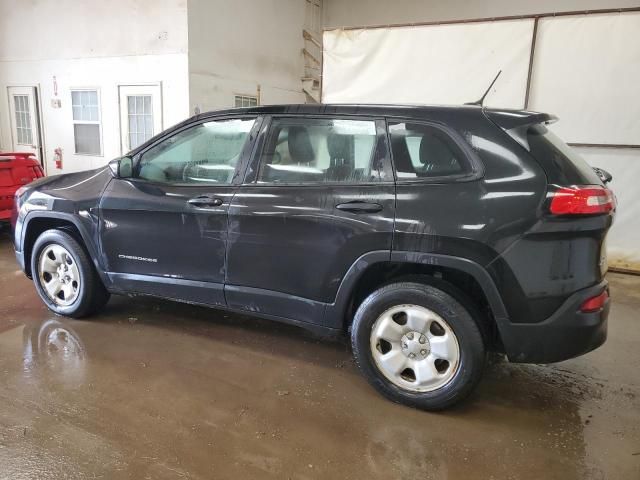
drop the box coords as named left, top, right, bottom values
left=351, top=281, right=485, bottom=410
left=31, top=229, right=110, bottom=318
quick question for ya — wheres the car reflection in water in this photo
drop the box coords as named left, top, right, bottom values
left=22, top=318, right=87, bottom=387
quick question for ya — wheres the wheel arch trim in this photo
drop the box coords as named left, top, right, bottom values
left=20, top=211, right=110, bottom=286
left=325, top=250, right=510, bottom=331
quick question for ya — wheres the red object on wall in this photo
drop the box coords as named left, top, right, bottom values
left=0, top=152, right=45, bottom=222
left=54, top=147, right=63, bottom=169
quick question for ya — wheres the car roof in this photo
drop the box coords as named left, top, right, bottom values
left=192, top=103, right=552, bottom=128
left=196, top=103, right=541, bottom=118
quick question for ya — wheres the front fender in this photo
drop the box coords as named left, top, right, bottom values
left=19, top=210, right=110, bottom=287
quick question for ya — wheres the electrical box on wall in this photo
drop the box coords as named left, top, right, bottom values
left=51, top=99, right=61, bottom=108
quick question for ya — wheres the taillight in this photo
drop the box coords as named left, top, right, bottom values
left=549, top=186, right=615, bottom=215
left=580, top=290, right=609, bottom=313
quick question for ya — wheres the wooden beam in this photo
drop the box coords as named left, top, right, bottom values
left=303, top=29, right=322, bottom=49
left=325, top=7, right=640, bottom=32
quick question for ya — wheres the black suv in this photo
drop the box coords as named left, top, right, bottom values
left=11, top=105, right=615, bottom=410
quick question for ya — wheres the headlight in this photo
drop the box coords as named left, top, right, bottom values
left=15, top=185, right=29, bottom=199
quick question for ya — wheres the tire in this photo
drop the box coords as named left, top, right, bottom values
left=31, top=229, right=110, bottom=318
left=351, top=282, right=485, bottom=411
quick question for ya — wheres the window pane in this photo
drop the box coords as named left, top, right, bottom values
left=144, top=115, right=153, bottom=136
left=71, top=90, right=99, bottom=121
left=143, top=96, right=151, bottom=115
left=13, top=95, right=33, bottom=145
left=74, top=123, right=101, bottom=155
left=257, top=118, right=381, bottom=184
left=128, top=114, right=140, bottom=148
left=89, top=106, right=99, bottom=121
left=135, top=115, right=143, bottom=136
left=138, top=118, right=256, bottom=184
left=126, top=95, right=153, bottom=149
left=235, top=95, right=257, bottom=108
left=388, top=122, right=467, bottom=179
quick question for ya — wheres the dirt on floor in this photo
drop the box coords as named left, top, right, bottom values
left=0, top=232, right=639, bottom=480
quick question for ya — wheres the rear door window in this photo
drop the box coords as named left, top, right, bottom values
left=387, top=122, right=472, bottom=180
left=257, top=117, right=390, bottom=184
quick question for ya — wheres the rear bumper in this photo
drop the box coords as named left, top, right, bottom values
left=501, top=280, right=609, bottom=363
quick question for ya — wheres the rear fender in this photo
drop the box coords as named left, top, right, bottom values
left=325, top=250, right=510, bottom=332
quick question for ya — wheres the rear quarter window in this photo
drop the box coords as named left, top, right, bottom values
left=526, top=124, right=602, bottom=186
left=387, top=121, right=475, bottom=181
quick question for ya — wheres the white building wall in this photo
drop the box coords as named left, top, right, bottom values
left=187, top=0, right=307, bottom=113
left=0, top=0, right=190, bottom=174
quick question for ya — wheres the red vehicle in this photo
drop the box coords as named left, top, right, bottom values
left=0, top=152, right=45, bottom=222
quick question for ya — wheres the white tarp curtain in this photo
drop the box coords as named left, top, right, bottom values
left=580, top=148, right=640, bottom=271
left=322, top=19, right=534, bottom=108
left=528, top=13, right=640, bottom=145
left=322, top=12, right=640, bottom=270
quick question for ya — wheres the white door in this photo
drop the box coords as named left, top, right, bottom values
left=7, top=86, right=43, bottom=161
left=118, top=85, right=162, bottom=154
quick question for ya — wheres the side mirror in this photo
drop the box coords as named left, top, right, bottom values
left=108, top=156, right=133, bottom=178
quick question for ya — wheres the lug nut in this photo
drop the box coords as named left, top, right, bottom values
left=419, top=335, right=426, bottom=344
left=421, top=349, right=427, bottom=355
left=407, top=332, right=414, bottom=340
left=409, top=353, right=416, bottom=359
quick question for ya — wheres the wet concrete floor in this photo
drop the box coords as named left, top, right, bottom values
left=0, top=232, right=639, bottom=479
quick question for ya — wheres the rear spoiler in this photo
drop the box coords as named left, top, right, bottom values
left=483, top=109, right=557, bottom=152
left=484, top=110, right=612, bottom=184
left=483, top=109, right=557, bottom=130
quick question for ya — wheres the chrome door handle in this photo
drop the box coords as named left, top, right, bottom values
left=335, top=202, right=383, bottom=213
left=188, top=195, right=224, bottom=207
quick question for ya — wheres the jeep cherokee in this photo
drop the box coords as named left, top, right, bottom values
left=11, top=104, right=615, bottom=410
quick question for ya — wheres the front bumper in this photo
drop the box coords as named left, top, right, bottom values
left=501, top=280, right=609, bottom=363
left=15, top=249, right=26, bottom=274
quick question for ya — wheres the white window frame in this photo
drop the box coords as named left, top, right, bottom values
left=234, top=94, right=258, bottom=108
left=118, top=84, right=163, bottom=154
left=71, top=88, right=103, bottom=156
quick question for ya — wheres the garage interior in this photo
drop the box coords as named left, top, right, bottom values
left=1, top=1, right=640, bottom=479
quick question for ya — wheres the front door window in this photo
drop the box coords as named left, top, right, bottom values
left=137, top=118, right=256, bottom=184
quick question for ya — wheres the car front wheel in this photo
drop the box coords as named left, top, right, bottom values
left=31, top=229, right=109, bottom=318
left=351, top=281, right=485, bottom=410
